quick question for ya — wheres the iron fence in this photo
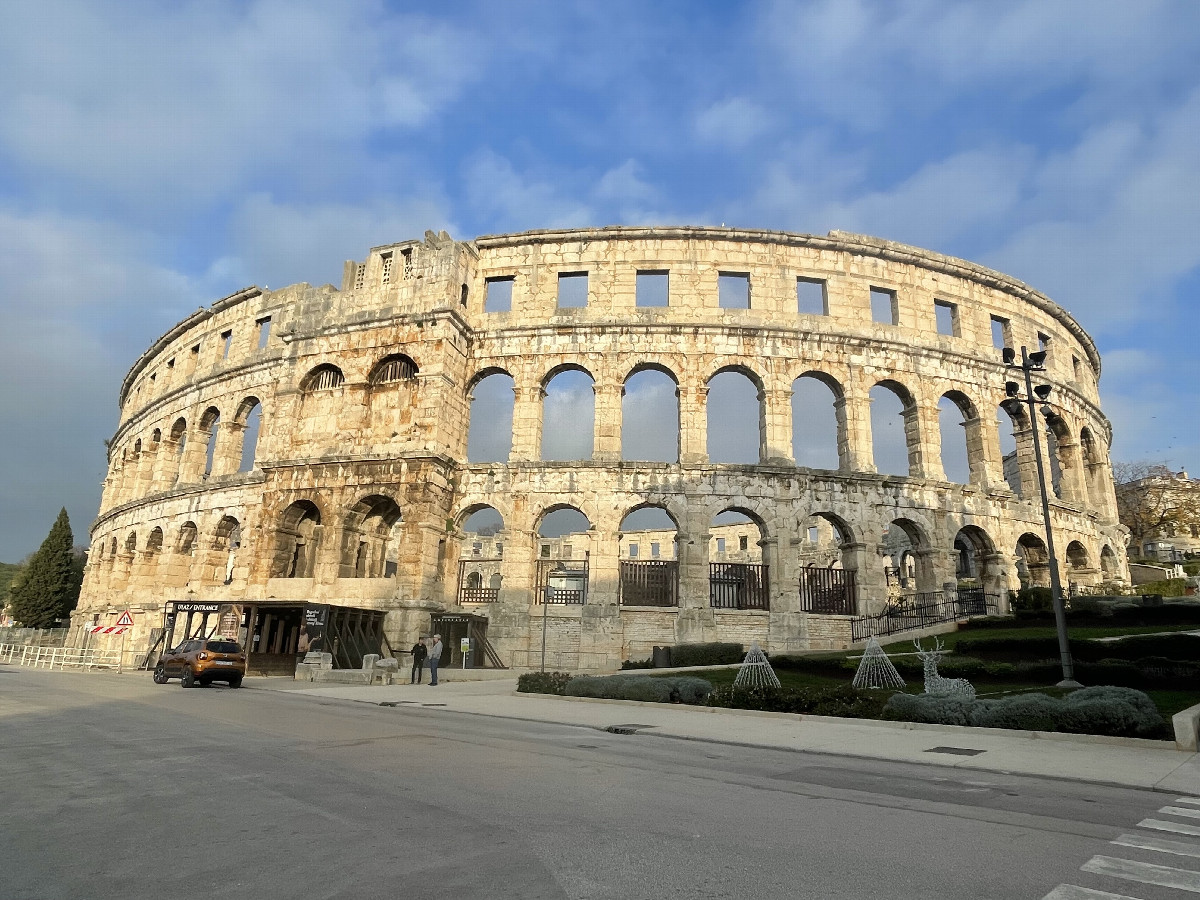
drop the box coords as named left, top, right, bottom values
left=536, top=555, right=589, bottom=605
left=619, top=560, right=678, bottom=607
left=797, top=566, right=857, bottom=615
left=850, top=590, right=1000, bottom=641
left=709, top=563, right=769, bottom=610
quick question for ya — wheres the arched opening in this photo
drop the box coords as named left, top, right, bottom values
left=882, top=518, right=933, bottom=594
left=340, top=495, right=403, bottom=578
left=124, top=531, right=137, bottom=555
left=939, top=391, right=979, bottom=484
left=1015, top=533, right=1050, bottom=589
left=1080, top=427, right=1105, bottom=509
left=997, top=404, right=1024, bottom=496
left=1043, top=413, right=1068, bottom=500
left=707, top=368, right=762, bottom=464
left=146, top=527, right=164, bottom=554
left=870, top=381, right=915, bottom=477
left=542, top=367, right=595, bottom=461
left=200, top=407, right=221, bottom=478
left=791, top=373, right=841, bottom=470
left=369, top=354, right=419, bottom=439
left=467, top=371, right=515, bottom=463
left=618, top=505, right=678, bottom=607
left=535, top=506, right=591, bottom=604
left=170, top=417, right=187, bottom=485
left=622, top=366, right=679, bottom=462
left=708, top=509, right=768, bottom=610
left=953, top=525, right=1003, bottom=604
left=1100, top=545, right=1120, bottom=582
left=271, top=501, right=322, bottom=579
left=178, top=521, right=198, bottom=556
left=798, top=513, right=859, bottom=614
left=457, top=506, right=505, bottom=604
left=301, top=364, right=345, bottom=393
left=1065, top=540, right=1094, bottom=589
left=214, top=516, right=241, bottom=585
left=236, top=397, right=262, bottom=472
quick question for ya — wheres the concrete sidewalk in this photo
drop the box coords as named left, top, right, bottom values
left=248, top=674, right=1200, bottom=795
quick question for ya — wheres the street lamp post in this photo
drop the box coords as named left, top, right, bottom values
left=1003, top=346, right=1081, bottom=689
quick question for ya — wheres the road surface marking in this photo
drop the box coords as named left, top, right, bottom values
left=1081, top=855, right=1200, bottom=893
left=1113, top=833, right=1200, bottom=859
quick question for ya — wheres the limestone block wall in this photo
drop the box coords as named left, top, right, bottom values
left=74, top=227, right=1129, bottom=669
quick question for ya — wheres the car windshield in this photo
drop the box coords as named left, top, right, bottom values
left=205, top=640, right=242, bottom=654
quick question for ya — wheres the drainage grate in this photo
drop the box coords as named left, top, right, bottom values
left=925, top=746, right=985, bottom=756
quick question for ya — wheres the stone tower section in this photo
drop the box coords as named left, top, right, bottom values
left=74, top=226, right=1129, bottom=671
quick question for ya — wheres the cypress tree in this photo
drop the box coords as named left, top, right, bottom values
left=9, top=508, right=77, bottom=628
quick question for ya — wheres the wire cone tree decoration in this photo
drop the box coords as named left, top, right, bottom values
left=733, top=641, right=781, bottom=691
left=852, top=636, right=906, bottom=690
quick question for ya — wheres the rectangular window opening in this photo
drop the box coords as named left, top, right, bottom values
left=380, top=252, right=393, bottom=285
left=807, top=526, right=819, bottom=544
left=540, top=543, right=551, bottom=558
left=797, top=277, right=828, bottom=315
left=402, top=247, right=413, bottom=279
left=636, top=270, right=669, bottom=307
left=257, top=317, right=271, bottom=349
left=870, top=287, right=898, bottom=325
left=1038, top=332, right=1052, bottom=362
left=718, top=272, right=751, bottom=309
left=557, top=271, right=588, bottom=308
left=354, top=263, right=365, bottom=291
left=934, top=299, right=959, bottom=337
left=221, top=330, right=233, bottom=359
left=485, top=277, right=514, bottom=313
left=1072, top=355, right=1081, bottom=378
left=651, top=542, right=660, bottom=558
left=628, top=542, right=639, bottom=559
left=167, top=358, right=175, bottom=370
left=991, top=316, right=1010, bottom=350
left=716, top=537, right=727, bottom=553
left=739, top=535, right=748, bottom=551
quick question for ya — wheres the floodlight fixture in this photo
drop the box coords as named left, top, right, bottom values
left=1005, top=381, right=1021, bottom=397
left=1002, top=347, right=1016, bottom=365
left=1028, top=350, right=1047, bottom=368
left=1034, top=383, right=1052, bottom=401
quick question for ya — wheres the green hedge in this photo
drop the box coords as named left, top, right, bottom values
left=516, top=671, right=574, bottom=695
left=564, top=674, right=713, bottom=704
left=708, top=683, right=889, bottom=719
left=955, top=633, right=1200, bottom=663
left=882, top=686, right=1168, bottom=739
left=669, top=642, right=745, bottom=667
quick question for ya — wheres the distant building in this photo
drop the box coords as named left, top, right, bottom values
left=1116, top=468, right=1200, bottom=561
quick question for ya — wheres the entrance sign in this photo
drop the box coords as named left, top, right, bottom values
left=175, top=602, right=221, bottom=614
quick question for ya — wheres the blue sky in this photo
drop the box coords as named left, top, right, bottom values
left=2, top=0, right=1200, bottom=561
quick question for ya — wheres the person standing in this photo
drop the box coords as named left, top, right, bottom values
left=428, top=633, right=443, bottom=686
left=409, top=636, right=428, bottom=684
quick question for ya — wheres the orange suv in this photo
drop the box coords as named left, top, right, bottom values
left=153, top=637, right=247, bottom=688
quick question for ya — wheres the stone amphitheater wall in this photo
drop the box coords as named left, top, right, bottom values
left=74, top=227, right=1129, bottom=669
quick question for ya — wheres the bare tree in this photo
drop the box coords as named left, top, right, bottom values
left=1113, top=460, right=1200, bottom=554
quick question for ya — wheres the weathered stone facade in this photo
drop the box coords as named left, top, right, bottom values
left=73, top=226, right=1129, bottom=669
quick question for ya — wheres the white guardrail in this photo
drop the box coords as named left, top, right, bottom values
left=0, top=644, right=122, bottom=670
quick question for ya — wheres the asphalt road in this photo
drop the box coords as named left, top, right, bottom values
left=0, top=667, right=1188, bottom=900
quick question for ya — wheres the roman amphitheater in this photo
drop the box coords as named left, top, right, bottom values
left=73, top=226, right=1129, bottom=673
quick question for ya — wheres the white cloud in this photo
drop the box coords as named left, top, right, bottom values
left=694, top=98, right=773, bottom=149
left=0, top=0, right=482, bottom=203
left=463, top=150, right=595, bottom=233
left=229, top=193, right=457, bottom=290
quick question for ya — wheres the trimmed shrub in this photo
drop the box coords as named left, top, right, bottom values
left=968, top=693, right=1056, bottom=731
left=563, top=674, right=713, bottom=705
left=882, top=692, right=973, bottom=726
left=883, top=685, right=1168, bottom=739
left=708, top=683, right=890, bottom=718
left=1012, top=587, right=1054, bottom=612
left=620, top=658, right=653, bottom=670
left=669, top=642, right=745, bottom=667
left=516, top=671, right=573, bottom=695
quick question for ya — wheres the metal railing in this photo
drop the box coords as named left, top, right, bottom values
left=850, top=590, right=1000, bottom=641
left=798, top=566, right=857, bottom=615
left=0, top=644, right=122, bottom=670
left=619, top=560, right=678, bottom=607
left=709, top=563, right=769, bottom=610
left=536, top=556, right=589, bottom=605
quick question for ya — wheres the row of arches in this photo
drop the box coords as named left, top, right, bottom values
left=466, top=364, right=1114, bottom=512
left=106, top=398, right=263, bottom=506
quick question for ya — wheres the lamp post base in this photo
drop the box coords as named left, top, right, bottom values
left=1056, top=678, right=1083, bottom=689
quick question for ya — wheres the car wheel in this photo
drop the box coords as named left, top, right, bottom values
left=152, top=665, right=168, bottom=685
left=229, top=675, right=243, bottom=689
left=181, top=667, right=196, bottom=688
